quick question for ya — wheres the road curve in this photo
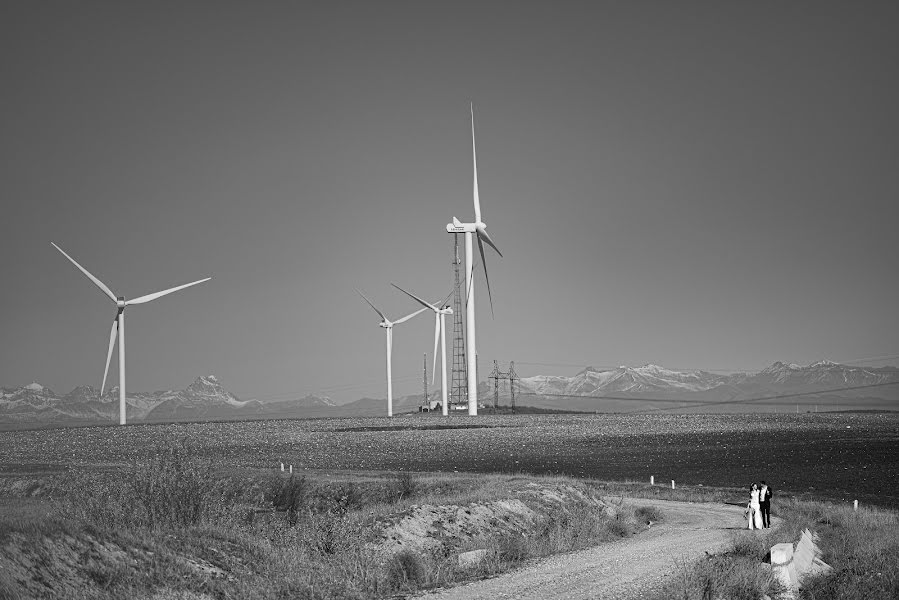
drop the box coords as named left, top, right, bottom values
left=418, top=498, right=770, bottom=600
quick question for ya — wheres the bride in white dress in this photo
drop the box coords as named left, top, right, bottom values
left=747, top=482, right=763, bottom=530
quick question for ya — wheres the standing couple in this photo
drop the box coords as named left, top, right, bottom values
left=747, top=481, right=772, bottom=529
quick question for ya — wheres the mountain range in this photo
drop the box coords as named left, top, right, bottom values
left=518, top=361, right=899, bottom=412
left=0, top=375, right=335, bottom=429
left=2, top=361, right=897, bottom=428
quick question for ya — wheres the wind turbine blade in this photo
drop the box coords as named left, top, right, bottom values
left=126, top=277, right=211, bottom=305
left=465, top=260, right=479, bottom=309
left=441, top=288, right=454, bottom=307
left=432, top=314, right=440, bottom=386
left=394, top=306, right=428, bottom=325
left=356, top=289, right=387, bottom=320
left=51, top=243, right=117, bottom=302
left=477, top=235, right=495, bottom=318
left=478, top=230, right=503, bottom=258
left=471, top=103, right=481, bottom=224
left=100, top=317, right=118, bottom=397
left=392, top=283, right=438, bottom=312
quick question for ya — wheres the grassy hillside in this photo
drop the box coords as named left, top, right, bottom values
left=0, top=444, right=655, bottom=600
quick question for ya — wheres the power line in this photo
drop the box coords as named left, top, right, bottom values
left=632, top=381, right=899, bottom=414
left=245, top=353, right=899, bottom=404
left=516, top=381, right=899, bottom=412
left=515, top=354, right=899, bottom=375
left=249, top=374, right=421, bottom=402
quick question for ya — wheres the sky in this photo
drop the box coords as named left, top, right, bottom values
left=2, top=1, right=898, bottom=404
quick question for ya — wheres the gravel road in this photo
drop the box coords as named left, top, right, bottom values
left=418, top=498, right=772, bottom=600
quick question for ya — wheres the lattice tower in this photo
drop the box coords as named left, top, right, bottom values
left=450, top=233, right=468, bottom=409
left=509, top=361, right=519, bottom=414
left=490, top=360, right=500, bottom=413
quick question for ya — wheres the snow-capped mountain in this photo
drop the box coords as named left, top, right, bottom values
left=518, top=361, right=899, bottom=413
left=0, top=376, right=336, bottom=427
left=523, top=364, right=724, bottom=396
left=3, top=361, right=896, bottom=427
left=143, top=375, right=259, bottom=422
left=293, top=394, right=337, bottom=408
left=737, top=361, right=897, bottom=388
left=521, top=361, right=899, bottom=398
left=0, top=382, right=60, bottom=413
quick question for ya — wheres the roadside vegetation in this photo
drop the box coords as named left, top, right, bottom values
left=0, top=443, right=656, bottom=600
left=628, top=484, right=899, bottom=600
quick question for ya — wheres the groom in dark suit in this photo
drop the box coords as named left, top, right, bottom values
left=759, top=481, right=772, bottom=528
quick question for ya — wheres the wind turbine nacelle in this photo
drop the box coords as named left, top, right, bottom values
left=446, top=221, right=477, bottom=233
left=117, top=296, right=126, bottom=308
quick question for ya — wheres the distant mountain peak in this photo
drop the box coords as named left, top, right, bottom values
left=810, top=360, right=839, bottom=368
left=293, top=394, right=337, bottom=408
left=24, top=382, right=44, bottom=391
left=518, top=360, right=899, bottom=411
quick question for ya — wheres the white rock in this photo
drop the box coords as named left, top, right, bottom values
left=457, top=549, right=488, bottom=569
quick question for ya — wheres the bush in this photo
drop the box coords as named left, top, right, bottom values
left=384, top=550, right=429, bottom=592
left=493, top=532, right=532, bottom=563
left=67, top=442, right=219, bottom=530
left=267, top=474, right=308, bottom=525
left=393, top=471, right=418, bottom=501
left=634, top=505, right=663, bottom=523
left=130, top=443, right=218, bottom=529
left=310, top=482, right=363, bottom=516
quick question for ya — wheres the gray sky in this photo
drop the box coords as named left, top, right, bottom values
left=2, top=1, right=897, bottom=403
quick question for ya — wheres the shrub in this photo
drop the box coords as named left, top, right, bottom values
left=267, top=474, right=308, bottom=525
left=310, top=482, right=363, bottom=516
left=492, top=532, right=532, bottom=563
left=130, top=443, right=218, bottom=529
left=67, top=442, right=219, bottom=530
left=730, top=529, right=777, bottom=560
left=634, top=505, right=663, bottom=523
left=384, top=550, right=429, bottom=592
left=393, top=471, right=418, bottom=501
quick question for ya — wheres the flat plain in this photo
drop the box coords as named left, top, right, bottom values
left=2, top=413, right=897, bottom=508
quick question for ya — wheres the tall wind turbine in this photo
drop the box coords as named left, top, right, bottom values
left=356, top=289, right=428, bottom=417
left=446, top=104, right=503, bottom=415
left=392, top=285, right=454, bottom=416
left=51, top=243, right=211, bottom=425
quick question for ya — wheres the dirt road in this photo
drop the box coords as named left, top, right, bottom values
left=419, top=498, right=769, bottom=600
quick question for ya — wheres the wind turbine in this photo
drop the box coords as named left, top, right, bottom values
left=392, top=284, right=454, bottom=416
left=446, top=104, right=503, bottom=415
left=51, top=242, right=210, bottom=425
left=356, top=289, right=428, bottom=417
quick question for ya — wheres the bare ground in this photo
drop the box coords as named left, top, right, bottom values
left=418, top=498, right=777, bottom=600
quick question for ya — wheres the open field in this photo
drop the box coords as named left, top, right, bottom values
left=2, top=413, right=897, bottom=508
left=1, top=413, right=897, bottom=599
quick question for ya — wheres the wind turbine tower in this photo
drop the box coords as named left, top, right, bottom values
left=51, top=242, right=210, bottom=425
left=392, top=284, right=453, bottom=416
left=446, top=104, right=502, bottom=415
left=356, top=289, right=427, bottom=417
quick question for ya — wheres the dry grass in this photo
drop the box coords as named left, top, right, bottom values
left=0, top=445, right=654, bottom=600
left=648, top=496, right=899, bottom=600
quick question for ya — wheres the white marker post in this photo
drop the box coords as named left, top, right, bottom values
left=671, top=480, right=676, bottom=490
left=289, top=465, right=293, bottom=474
left=854, top=499, right=858, bottom=511
left=650, top=475, right=654, bottom=485
left=280, top=462, right=284, bottom=472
